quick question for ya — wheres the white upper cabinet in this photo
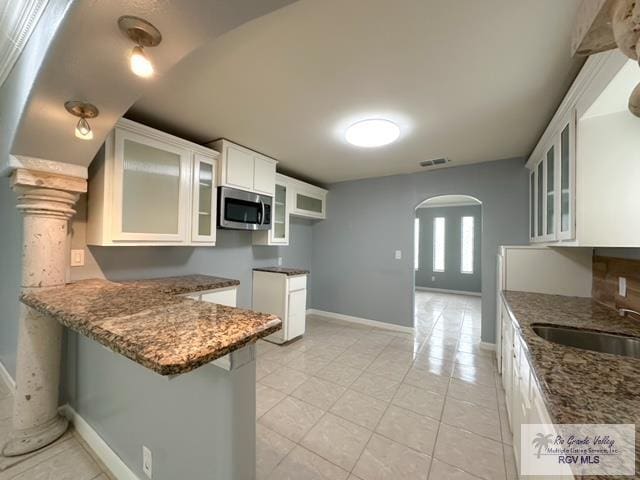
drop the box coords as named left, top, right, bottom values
left=191, top=154, right=217, bottom=244
left=528, top=50, right=638, bottom=247
left=253, top=156, right=277, bottom=195
left=253, top=173, right=328, bottom=246
left=209, top=139, right=277, bottom=196
left=287, top=176, right=328, bottom=220
left=557, top=112, right=576, bottom=241
left=87, top=119, right=219, bottom=246
left=113, top=128, right=191, bottom=243
left=225, top=145, right=254, bottom=191
left=253, top=174, right=290, bottom=246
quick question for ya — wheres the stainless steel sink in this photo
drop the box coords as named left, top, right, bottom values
left=532, top=324, right=640, bottom=358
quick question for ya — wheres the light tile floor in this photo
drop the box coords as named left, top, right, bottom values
left=0, top=381, right=113, bottom=480
left=256, top=291, right=517, bottom=480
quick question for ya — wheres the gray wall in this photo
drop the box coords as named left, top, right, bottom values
left=0, top=178, right=22, bottom=379
left=415, top=205, right=481, bottom=293
left=311, top=158, right=530, bottom=343
left=69, top=194, right=313, bottom=308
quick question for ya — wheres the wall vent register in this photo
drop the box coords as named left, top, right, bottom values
left=419, top=158, right=449, bottom=167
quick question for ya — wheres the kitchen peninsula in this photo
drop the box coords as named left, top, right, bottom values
left=21, top=275, right=280, bottom=375
left=22, top=274, right=280, bottom=479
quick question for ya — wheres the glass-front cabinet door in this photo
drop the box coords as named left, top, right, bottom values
left=272, top=182, right=289, bottom=244
left=529, top=170, right=535, bottom=241
left=558, top=112, right=575, bottom=240
left=545, top=145, right=555, bottom=239
left=112, top=128, right=190, bottom=242
left=536, top=160, right=543, bottom=240
left=191, top=154, right=216, bottom=243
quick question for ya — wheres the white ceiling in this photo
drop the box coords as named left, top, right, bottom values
left=3, top=0, right=296, bottom=174
left=417, top=195, right=481, bottom=209
left=130, top=0, right=585, bottom=184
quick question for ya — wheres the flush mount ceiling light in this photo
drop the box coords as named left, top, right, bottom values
left=64, top=101, right=99, bottom=140
left=118, top=15, right=162, bottom=78
left=345, top=119, right=400, bottom=148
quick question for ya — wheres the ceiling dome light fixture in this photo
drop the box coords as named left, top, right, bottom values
left=345, top=118, right=400, bottom=148
left=118, top=15, right=162, bottom=78
left=64, top=101, right=99, bottom=140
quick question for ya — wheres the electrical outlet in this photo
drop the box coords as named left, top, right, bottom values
left=143, top=445, right=152, bottom=478
left=395, top=250, right=402, bottom=260
left=619, top=277, right=627, bottom=297
left=277, top=257, right=283, bottom=266
left=431, top=276, right=436, bottom=282
left=70, top=249, right=85, bottom=267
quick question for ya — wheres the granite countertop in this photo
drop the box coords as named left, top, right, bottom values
left=124, top=274, right=240, bottom=294
left=20, top=275, right=281, bottom=376
left=503, top=291, right=640, bottom=477
left=253, top=267, right=309, bottom=276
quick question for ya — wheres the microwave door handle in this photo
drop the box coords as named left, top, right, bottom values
left=257, top=201, right=263, bottom=225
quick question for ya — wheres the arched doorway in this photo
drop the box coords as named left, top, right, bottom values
left=413, top=195, right=482, bottom=332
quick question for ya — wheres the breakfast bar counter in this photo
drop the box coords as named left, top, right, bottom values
left=20, top=275, right=281, bottom=375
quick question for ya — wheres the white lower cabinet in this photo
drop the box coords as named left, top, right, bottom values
left=500, top=296, right=574, bottom=479
left=252, top=271, right=307, bottom=344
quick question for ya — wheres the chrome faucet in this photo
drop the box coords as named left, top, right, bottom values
left=618, top=308, right=640, bottom=318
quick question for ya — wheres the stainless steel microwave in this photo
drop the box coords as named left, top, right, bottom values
left=217, top=186, right=272, bottom=230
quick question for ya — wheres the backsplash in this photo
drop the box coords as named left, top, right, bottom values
left=592, top=255, right=640, bottom=312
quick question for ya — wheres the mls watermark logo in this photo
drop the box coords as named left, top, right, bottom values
left=521, top=424, right=635, bottom=476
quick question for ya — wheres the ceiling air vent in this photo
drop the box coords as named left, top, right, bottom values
left=419, top=158, right=449, bottom=168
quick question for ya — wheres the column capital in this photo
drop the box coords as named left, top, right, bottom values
left=11, top=168, right=86, bottom=220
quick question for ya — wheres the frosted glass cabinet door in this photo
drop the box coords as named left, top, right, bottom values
left=113, top=129, right=190, bottom=242
left=545, top=145, right=555, bottom=239
left=272, top=183, right=288, bottom=243
left=191, top=154, right=217, bottom=243
left=536, top=161, right=543, bottom=239
left=529, top=171, right=535, bottom=240
left=558, top=113, right=576, bottom=240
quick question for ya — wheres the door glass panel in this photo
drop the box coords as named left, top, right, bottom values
left=296, top=193, right=322, bottom=213
left=122, top=139, right=180, bottom=234
left=225, top=198, right=260, bottom=224
left=537, top=162, right=543, bottom=237
left=197, top=162, right=213, bottom=237
left=560, top=124, right=570, bottom=233
left=546, top=146, right=555, bottom=235
left=274, top=184, right=286, bottom=240
left=530, top=171, right=535, bottom=237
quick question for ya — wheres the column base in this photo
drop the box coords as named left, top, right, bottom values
left=1, top=414, right=68, bottom=457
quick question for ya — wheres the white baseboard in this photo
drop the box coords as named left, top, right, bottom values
left=306, top=309, right=415, bottom=334
left=479, top=341, right=496, bottom=352
left=0, top=359, right=15, bottom=391
left=415, top=286, right=482, bottom=297
left=60, top=405, right=140, bottom=480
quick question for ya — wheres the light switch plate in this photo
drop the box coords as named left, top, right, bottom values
left=142, top=445, right=152, bottom=478
left=277, top=257, right=283, bottom=266
left=394, top=250, right=402, bottom=260
left=619, top=277, right=627, bottom=297
left=70, top=249, right=85, bottom=267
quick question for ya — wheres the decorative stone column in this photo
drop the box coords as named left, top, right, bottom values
left=1, top=168, right=86, bottom=457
